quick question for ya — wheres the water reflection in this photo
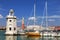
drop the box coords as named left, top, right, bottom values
left=40, top=37, right=60, bottom=40
left=27, top=36, right=40, bottom=40
left=17, top=36, right=27, bottom=40
left=26, top=36, right=60, bottom=40
left=5, top=36, right=60, bottom=40
left=6, top=36, right=17, bottom=40
left=54, top=37, right=60, bottom=40
left=40, top=37, right=56, bottom=40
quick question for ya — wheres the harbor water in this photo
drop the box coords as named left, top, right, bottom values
left=0, top=30, right=60, bottom=40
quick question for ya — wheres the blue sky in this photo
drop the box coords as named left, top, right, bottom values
left=0, top=0, right=60, bottom=26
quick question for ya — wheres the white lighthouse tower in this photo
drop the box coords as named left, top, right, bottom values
left=5, top=9, right=17, bottom=35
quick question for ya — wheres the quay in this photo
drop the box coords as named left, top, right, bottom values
left=0, top=27, right=6, bottom=30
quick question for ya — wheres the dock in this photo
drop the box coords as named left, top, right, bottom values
left=0, top=27, right=6, bottom=30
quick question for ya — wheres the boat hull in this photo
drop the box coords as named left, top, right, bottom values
left=26, top=32, right=41, bottom=36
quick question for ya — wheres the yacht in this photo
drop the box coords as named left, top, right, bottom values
left=26, top=25, right=41, bottom=36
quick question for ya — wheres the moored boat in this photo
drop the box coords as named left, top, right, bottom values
left=26, top=31, right=41, bottom=37
left=26, top=27, right=41, bottom=36
left=26, top=31, right=40, bottom=36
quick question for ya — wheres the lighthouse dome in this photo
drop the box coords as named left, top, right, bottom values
left=9, top=9, right=14, bottom=16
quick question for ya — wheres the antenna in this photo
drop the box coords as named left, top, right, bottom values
left=34, top=0, right=36, bottom=25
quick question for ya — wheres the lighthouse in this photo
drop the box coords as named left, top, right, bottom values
left=5, top=9, right=17, bottom=35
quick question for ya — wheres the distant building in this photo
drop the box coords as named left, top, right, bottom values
left=54, top=26, right=60, bottom=31
left=48, top=26, right=55, bottom=30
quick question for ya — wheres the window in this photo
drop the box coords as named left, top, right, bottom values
left=14, top=27, right=16, bottom=31
left=14, top=20, right=15, bottom=22
left=9, top=27, right=11, bottom=31
left=9, top=20, right=12, bottom=22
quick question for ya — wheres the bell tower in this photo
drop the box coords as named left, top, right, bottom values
left=22, top=17, right=25, bottom=30
left=5, top=9, right=17, bottom=35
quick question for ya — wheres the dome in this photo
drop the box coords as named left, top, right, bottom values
left=9, top=9, right=14, bottom=16
left=9, top=9, right=14, bottom=13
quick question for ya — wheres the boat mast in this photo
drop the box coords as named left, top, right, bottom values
left=46, top=1, right=48, bottom=27
left=34, top=0, right=36, bottom=25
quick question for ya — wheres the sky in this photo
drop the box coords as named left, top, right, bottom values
left=0, top=0, right=60, bottom=26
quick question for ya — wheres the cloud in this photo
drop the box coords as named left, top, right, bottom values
left=28, top=17, right=36, bottom=20
left=48, top=19, right=55, bottom=22
left=49, top=15, right=60, bottom=18
left=37, top=15, right=60, bottom=18
left=0, top=14, right=3, bottom=18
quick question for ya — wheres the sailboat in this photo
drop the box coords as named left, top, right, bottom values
left=26, top=0, right=41, bottom=36
left=42, top=1, right=57, bottom=37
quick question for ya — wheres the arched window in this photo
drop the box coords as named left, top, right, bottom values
left=9, top=20, right=12, bottom=22
left=14, top=27, right=16, bottom=31
left=9, top=27, right=11, bottom=31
